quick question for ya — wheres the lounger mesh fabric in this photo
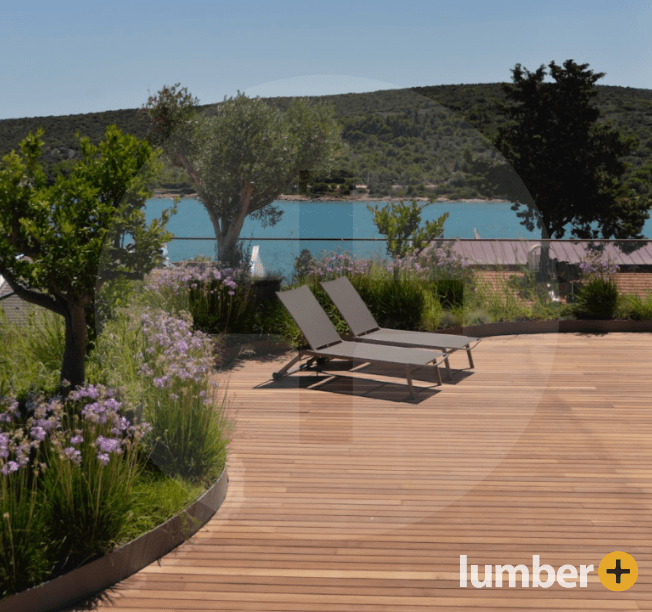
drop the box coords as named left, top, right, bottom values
left=275, top=284, right=341, bottom=349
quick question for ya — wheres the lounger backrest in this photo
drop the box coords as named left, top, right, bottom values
left=320, top=276, right=378, bottom=336
left=276, top=285, right=342, bottom=350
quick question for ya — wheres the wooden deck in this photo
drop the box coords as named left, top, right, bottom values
left=69, top=332, right=652, bottom=611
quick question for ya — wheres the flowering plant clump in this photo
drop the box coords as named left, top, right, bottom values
left=1, top=385, right=151, bottom=473
left=574, top=248, right=621, bottom=320
left=136, top=308, right=228, bottom=480
left=144, top=258, right=254, bottom=333
left=579, top=254, right=620, bottom=282
left=0, top=395, right=52, bottom=596
left=146, top=258, right=248, bottom=298
left=64, top=384, right=152, bottom=464
left=0, top=398, right=33, bottom=477
left=137, top=308, right=213, bottom=387
left=0, top=385, right=151, bottom=595
left=387, top=241, right=470, bottom=282
left=41, top=384, right=151, bottom=566
left=306, top=253, right=371, bottom=281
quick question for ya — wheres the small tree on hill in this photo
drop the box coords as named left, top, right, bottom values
left=143, top=86, right=344, bottom=266
left=0, top=126, right=172, bottom=391
left=495, top=59, right=649, bottom=240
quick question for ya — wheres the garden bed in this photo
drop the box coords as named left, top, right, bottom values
left=0, top=468, right=228, bottom=612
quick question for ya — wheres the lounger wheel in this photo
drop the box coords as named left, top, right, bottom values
left=272, top=372, right=284, bottom=381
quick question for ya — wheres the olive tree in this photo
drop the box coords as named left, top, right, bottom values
left=143, top=86, right=343, bottom=266
left=0, top=126, right=172, bottom=391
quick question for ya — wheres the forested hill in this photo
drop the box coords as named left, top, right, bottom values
left=1, top=83, right=651, bottom=200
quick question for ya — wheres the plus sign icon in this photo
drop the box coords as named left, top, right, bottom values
left=598, top=551, right=638, bottom=591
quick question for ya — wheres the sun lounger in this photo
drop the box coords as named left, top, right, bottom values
left=274, top=285, right=449, bottom=399
left=320, top=276, right=481, bottom=368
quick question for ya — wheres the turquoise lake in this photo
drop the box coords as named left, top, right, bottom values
left=145, top=199, right=652, bottom=279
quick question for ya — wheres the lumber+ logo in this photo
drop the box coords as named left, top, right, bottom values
left=460, top=552, right=638, bottom=591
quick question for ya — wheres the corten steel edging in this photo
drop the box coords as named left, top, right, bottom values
left=0, top=468, right=228, bottom=612
left=443, top=319, right=652, bottom=337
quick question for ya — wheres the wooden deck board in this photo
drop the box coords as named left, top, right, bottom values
left=65, top=332, right=652, bottom=611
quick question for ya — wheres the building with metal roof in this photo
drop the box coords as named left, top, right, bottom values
left=435, top=239, right=652, bottom=269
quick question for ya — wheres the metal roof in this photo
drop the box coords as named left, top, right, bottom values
left=431, top=239, right=652, bottom=267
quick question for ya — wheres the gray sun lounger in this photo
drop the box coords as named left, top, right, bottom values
left=274, top=285, right=449, bottom=399
left=321, top=276, right=481, bottom=369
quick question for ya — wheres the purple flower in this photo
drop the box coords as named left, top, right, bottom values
left=0, top=399, right=18, bottom=423
left=1, top=461, right=19, bottom=475
left=0, top=435, right=9, bottom=460
left=33, top=418, right=58, bottom=432
left=97, top=453, right=110, bottom=466
left=64, top=447, right=82, bottom=464
left=30, top=426, right=47, bottom=441
left=69, top=384, right=99, bottom=401
left=70, top=435, right=84, bottom=445
left=110, top=417, right=129, bottom=436
left=96, top=436, right=122, bottom=455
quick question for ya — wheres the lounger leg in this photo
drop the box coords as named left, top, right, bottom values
left=444, top=351, right=452, bottom=380
left=466, top=347, right=475, bottom=369
left=434, top=364, right=443, bottom=386
left=405, top=365, right=416, bottom=400
left=273, top=352, right=304, bottom=380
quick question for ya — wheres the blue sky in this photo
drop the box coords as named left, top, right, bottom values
left=1, top=0, right=650, bottom=120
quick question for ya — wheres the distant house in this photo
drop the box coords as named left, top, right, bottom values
left=0, top=257, right=37, bottom=327
left=426, top=239, right=652, bottom=299
left=440, top=239, right=652, bottom=272
left=0, top=275, right=34, bottom=327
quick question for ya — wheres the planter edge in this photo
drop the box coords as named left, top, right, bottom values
left=1, top=468, right=229, bottom=612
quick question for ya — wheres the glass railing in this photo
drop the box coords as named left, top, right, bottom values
left=165, top=237, right=652, bottom=282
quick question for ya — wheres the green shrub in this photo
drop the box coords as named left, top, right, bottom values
left=464, top=308, right=493, bottom=326
left=0, top=309, right=64, bottom=398
left=622, top=291, right=652, bottom=320
left=117, top=468, right=205, bottom=545
left=420, top=290, right=443, bottom=331
left=470, top=274, right=530, bottom=322
left=437, top=310, right=461, bottom=329
left=189, top=278, right=254, bottom=334
left=249, top=296, right=302, bottom=343
left=352, top=277, right=426, bottom=330
left=432, top=279, right=464, bottom=309
left=573, top=278, right=620, bottom=320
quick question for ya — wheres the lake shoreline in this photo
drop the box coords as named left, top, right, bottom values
left=152, top=190, right=508, bottom=204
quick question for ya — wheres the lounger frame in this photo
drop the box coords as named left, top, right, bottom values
left=321, top=276, right=481, bottom=368
left=274, top=286, right=449, bottom=399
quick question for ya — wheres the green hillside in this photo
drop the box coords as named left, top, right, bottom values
left=1, top=83, right=651, bottom=200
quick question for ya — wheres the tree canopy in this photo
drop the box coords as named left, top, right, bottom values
left=368, top=199, right=449, bottom=259
left=0, top=125, right=172, bottom=390
left=143, top=87, right=344, bottom=265
left=494, top=59, right=649, bottom=239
